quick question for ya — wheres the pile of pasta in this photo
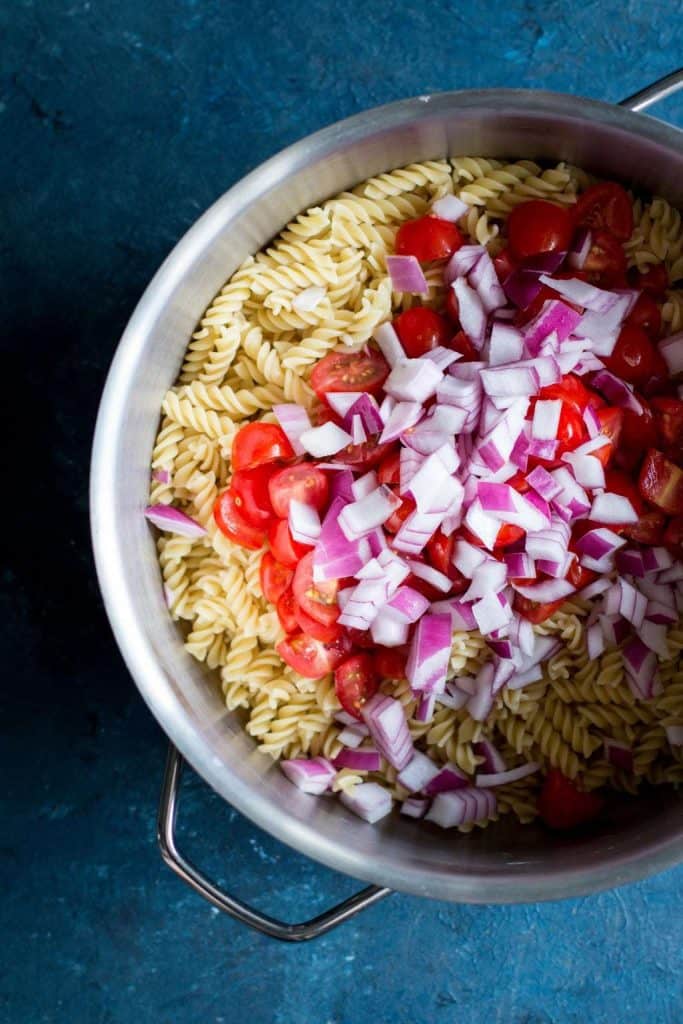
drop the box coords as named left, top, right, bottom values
left=150, top=156, right=683, bottom=827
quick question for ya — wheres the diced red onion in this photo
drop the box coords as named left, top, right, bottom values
left=463, top=560, right=508, bottom=602
left=340, top=782, right=393, bottom=823
left=393, top=509, right=443, bottom=554
left=152, top=469, right=170, bottom=484
left=406, top=613, right=452, bottom=693
left=414, top=692, right=437, bottom=723
left=623, top=637, right=660, bottom=699
left=423, top=763, right=468, bottom=796
left=590, top=491, right=638, bottom=525
left=568, top=227, right=592, bottom=269
left=512, top=578, right=575, bottom=603
left=475, top=762, right=539, bottom=787
left=472, top=591, right=511, bottom=638
left=645, top=599, right=677, bottom=625
left=281, top=757, right=335, bottom=794
left=343, top=393, right=384, bottom=436
left=351, top=470, right=378, bottom=502
left=337, top=723, right=369, bottom=748
left=292, top=285, right=325, bottom=312
left=604, top=738, right=633, bottom=772
left=400, top=796, right=430, bottom=818
left=473, top=740, right=506, bottom=773
left=300, top=421, right=353, bottom=457
left=144, top=504, right=206, bottom=539
left=562, top=451, right=606, bottom=489
left=464, top=499, right=502, bottom=550
left=656, top=560, right=683, bottom=583
left=425, top=787, right=497, bottom=828
left=431, top=194, right=469, bottom=221
left=430, top=599, right=477, bottom=631
left=665, top=725, right=683, bottom=747
left=397, top=751, right=441, bottom=793
left=469, top=249, right=506, bottom=313
left=405, top=559, right=452, bottom=594
left=481, top=364, right=540, bottom=399
left=452, top=277, right=487, bottom=350
left=522, top=300, right=583, bottom=355
left=640, top=619, right=669, bottom=658
left=487, top=321, right=524, bottom=367
left=538, top=273, right=619, bottom=312
left=659, top=332, right=683, bottom=376
left=531, top=399, right=562, bottom=440
left=387, top=254, right=429, bottom=295
left=385, top=585, right=431, bottom=624
left=361, top=694, right=414, bottom=769
left=289, top=499, right=322, bottom=545
left=591, top=370, right=643, bottom=415
left=370, top=611, right=410, bottom=647
left=384, top=358, right=442, bottom=403
left=333, top=748, right=382, bottom=772
left=502, top=267, right=543, bottom=308
left=338, top=485, right=401, bottom=540
left=453, top=538, right=487, bottom=577
left=444, top=244, right=485, bottom=284
left=504, top=551, right=536, bottom=579
left=373, top=321, right=405, bottom=368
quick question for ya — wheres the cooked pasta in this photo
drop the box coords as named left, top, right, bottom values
left=149, top=154, right=683, bottom=828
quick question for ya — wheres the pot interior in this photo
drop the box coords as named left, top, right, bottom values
left=92, top=91, right=683, bottom=902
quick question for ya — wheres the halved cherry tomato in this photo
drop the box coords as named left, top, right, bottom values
left=276, top=587, right=299, bottom=634
left=292, top=552, right=339, bottom=626
left=664, top=516, right=683, bottom=554
left=231, top=422, right=294, bottom=472
left=527, top=400, right=586, bottom=467
left=259, top=552, right=293, bottom=605
left=593, top=406, right=623, bottom=467
left=395, top=215, right=463, bottom=262
left=426, top=530, right=454, bottom=576
left=374, top=646, right=409, bottom=681
left=310, top=349, right=389, bottom=400
left=277, top=631, right=351, bottom=679
left=377, top=448, right=401, bottom=487
left=513, top=595, right=565, bottom=624
left=507, top=200, right=574, bottom=261
left=447, top=326, right=478, bottom=362
left=334, top=438, right=392, bottom=472
left=384, top=496, right=415, bottom=534
left=268, top=519, right=312, bottom=567
left=629, top=262, right=669, bottom=298
left=308, top=401, right=343, bottom=428
left=623, top=510, right=667, bottom=545
left=393, top=307, right=451, bottom=358
left=344, top=627, right=375, bottom=650
left=538, top=769, right=605, bottom=830
left=626, top=292, right=662, bottom=340
left=334, top=653, right=379, bottom=719
left=652, top=397, right=683, bottom=451
left=639, top=450, right=683, bottom=515
left=494, top=524, right=526, bottom=550
left=604, top=323, right=657, bottom=386
left=493, top=247, right=517, bottom=282
left=566, top=560, right=598, bottom=590
left=617, top=403, right=658, bottom=470
left=573, top=182, right=633, bottom=241
left=641, top=349, right=672, bottom=399
left=267, top=463, right=329, bottom=520
left=214, top=489, right=266, bottom=550
left=231, top=466, right=275, bottom=527
left=539, top=373, right=592, bottom=413
left=294, top=604, right=344, bottom=643
left=582, top=230, right=627, bottom=288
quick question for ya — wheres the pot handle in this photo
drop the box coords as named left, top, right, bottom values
left=619, top=68, right=683, bottom=112
left=157, top=744, right=392, bottom=941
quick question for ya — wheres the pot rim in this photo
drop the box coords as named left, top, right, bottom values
left=90, top=88, right=683, bottom=903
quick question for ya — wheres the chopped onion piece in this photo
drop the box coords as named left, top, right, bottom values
left=531, top=399, right=562, bottom=440
left=300, top=421, right=353, bottom=457
left=512, top=578, right=575, bottom=603
left=384, top=358, right=442, bottom=402
left=665, top=725, right=683, bottom=747
left=386, top=254, right=429, bottom=295
left=340, top=782, right=393, bottom=823
left=281, top=757, right=335, bottom=794
left=406, top=613, right=452, bottom=693
left=338, top=485, right=401, bottom=540
left=424, top=763, right=468, bottom=796
left=289, top=499, right=322, bottom=545
left=292, top=285, right=326, bottom=312
left=373, top=321, right=405, bottom=367
left=425, top=787, right=497, bottom=828
left=272, top=405, right=314, bottom=455
left=431, top=194, right=469, bottom=221
left=333, top=748, right=382, bottom=772
left=590, top=491, right=638, bottom=524
left=400, top=796, right=430, bottom=818
left=144, top=504, right=206, bottom=539
left=452, top=277, right=487, bottom=350
left=475, top=762, right=540, bottom=787
left=659, top=332, right=683, bottom=376
left=397, top=751, right=441, bottom=793
left=361, top=694, right=414, bottom=769
left=604, top=738, right=633, bottom=773
left=487, top=321, right=524, bottom=367
left=444, top=244, right=485, bottom=284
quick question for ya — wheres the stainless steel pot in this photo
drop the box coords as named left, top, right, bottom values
left=91, top=73, right=683, bottom=940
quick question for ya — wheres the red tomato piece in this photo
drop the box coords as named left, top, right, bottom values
left=513, top=594, right=565, bottom=624
left=493, top=247, right=517, bottom=282
left=506, top=200, right=574, bottom=261
left=308, top=401, right=343, bottom=428
left=638, top=450, right=683, bottom=515
left=267, top=463, right=330, bottom=520
left=276, top=587, right=299, bottom=634
left=310, top=349, right=389, bottom=399
left=277, top=632, right=351, bottom=679
left=617, top=404, right=658, bottom=471
left=447, top=327, right=478, bottom=362
left=334, top=654, right=380, bottom=719
left=231, top=422, right=294, bottom=472
left=539, top=373, right=593, bottom=413
left=213, top=489, right=266, bottom=550
left=292, top=552, right=339, bottom=626
left=393, top=307, right=451, bottom=358
left=377, top=448, right=401, bottom=487
left=231, top=466, right=276, bottom=528
left=538, top=769, right=605, bottom=830
left=384, top=496, right=415, bottom=534
left=259, top=552, right=293, bottom=605
left=573, top=182, right=634, bottom=241
left=268, top=518, right=312, bottom=567
left=494, top=524, right=526, bottom=550
left=566, top=559, right=598, bottom=590
left=293, top=605, right=344, bottom=643
left=344, top=627, right=375, bottom=650
left=373, top=646, right=409, bottom=681
left=334, top=438, right=393, bottom=472
left=395, top=215, right=463, bottom=262
left=629, top=262, right=669, bottom=298
left=582, top=230, right=627, bottom=288
left=622, top=510, right=667, bottom=545
left=514, top=282, right=580, bottom=328
left=425, top=530, right=455, bottom=575
left=592, top=406, right=622, bottom=467
left=652, top=397, right=683, bottom=451
left=604, top=324, right=657, bottom=386
left=626, top=292, right=662, bottom=340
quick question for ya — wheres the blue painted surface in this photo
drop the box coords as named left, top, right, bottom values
left=3, top=1, right=683, bottom=1020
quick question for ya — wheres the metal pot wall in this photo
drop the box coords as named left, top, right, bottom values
left=91, top=73, right=683, bottom=940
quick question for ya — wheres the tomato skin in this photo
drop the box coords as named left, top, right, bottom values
left=447, top=326, right=478, bottom=362
left=626, top=292, right=662, bottom=340
left=573, top=182, right=633, bottom=241
left=630, top=262, right=669, bottom=298
left=566, top=560, right=598, bottom=590
left=395, top=215, right=463, bottom=262
left=384, top=496, right=415, bottom=534
left=294, top=605, right=344, bottom=643
left=515, top=282, right=578, bottom=328
left=334, top=654, right=380, bottom=719
left=292, top=552, right=339, bottom=626
left=267, top=463, right=330, bottom=520
left=310, top=349, right=389, bottom=400
left=493, top=248, right=517, bottom=282
left=623, top=509, right=667, bottom=545
left=652, top=397, right=683, bottom=451
left=259, top=552, right=293, bottom=605
left=373, top=646, right=409, bottom=680
left=344, top=627, right=375, bottom=650
left=333, top=439, right=393, bottom=472
left=231, top=466, right=276, bottom=527
left=214, top=489, right=267, bottom=550
left=268, top=519, right=311, bottom=567
left=506, top=200, right=574, bottom=261
left=377, top=449, right=401, bottom=486
left=638, top=449, right=683, bottom=515
left=593, top=406, right=623, bottom=467
left=232, top=422, right=294, bottom=471
left=538, top=769, right=605, bottom=830
left=664, top=516, right=683, bottom=554
left=604, top=324, right=657, bottom=386
left=394, top=307, right=451, bottom=358
left=539, top=374, right=592, bottom=413
left=616, top=404, right=658, bottom=471
left=513, top=595, right=565, bottom=624
left=277, top=632, right=351, bottom=679
left=494, top=524, right=526, bottom=550
left=582, top=230, right=627, bottom=287
left=527, top=398, right=586, bottom=466
left=276, top=587, right=299, bottom=634
left=426, top=530, right=455, bottom=576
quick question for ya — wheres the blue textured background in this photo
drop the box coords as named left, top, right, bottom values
left=3, top=1, right=683, bottom=1021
